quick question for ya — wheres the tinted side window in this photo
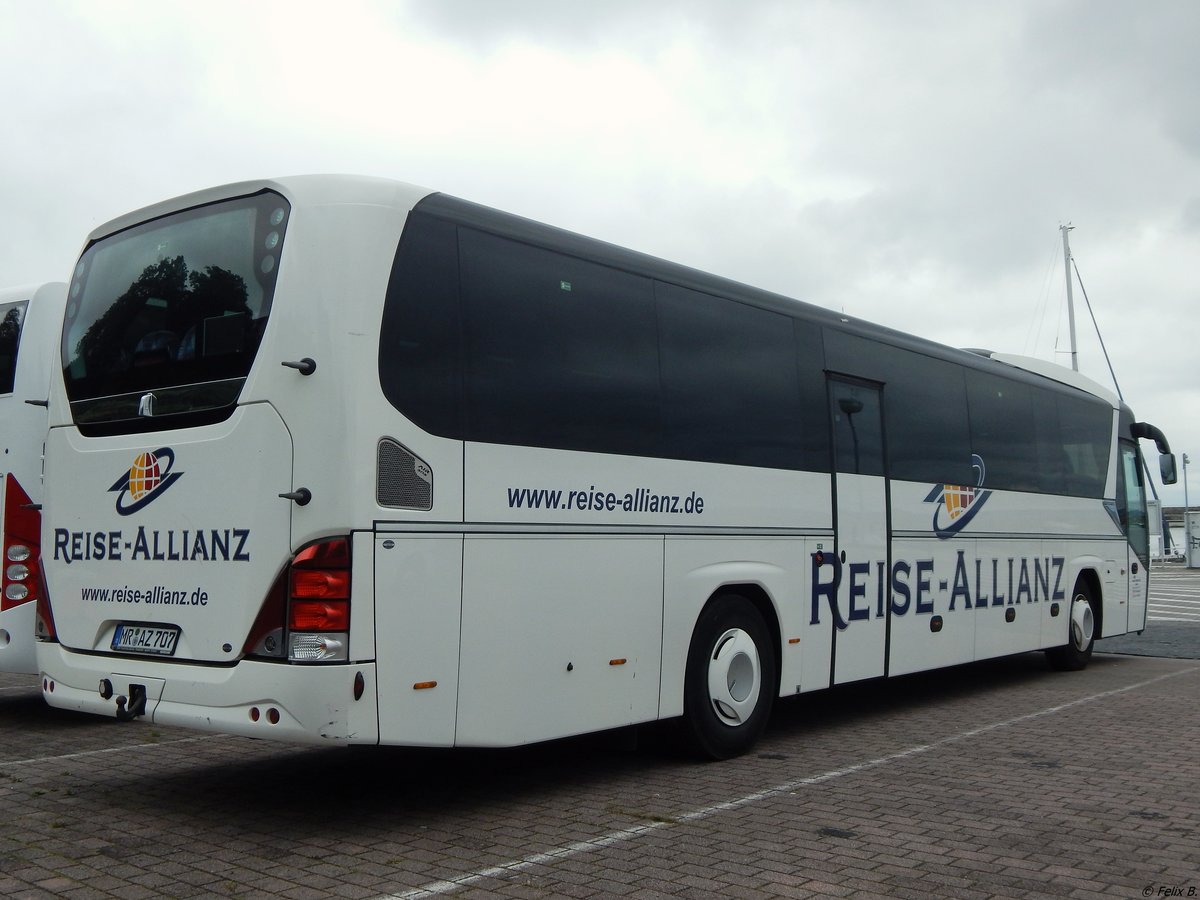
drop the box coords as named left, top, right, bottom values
left=795, top=319, right=832, bottom=472
left=1057, top=393, right=1111, bottom=498
left=965, top=370, right=1039, bottom=492
left=657, top=284, right=803, bottom=470
left=379, top=213, right=463, bottom=439
left=1030, top=389, right=1065, bottom=493
left=380, top=216, right=827, bottom=471
left=885, top=350, right=972, bottom=485
left=461, top=229, right=660, bottom=456
left=824, top=331, right=973, bottom=485
left=0, top=300, right=27, bottom=394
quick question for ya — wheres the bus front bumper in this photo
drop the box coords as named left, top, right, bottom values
left=37, top=643, right=379, bottom=745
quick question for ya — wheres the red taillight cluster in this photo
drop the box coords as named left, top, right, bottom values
left=3, top=474, right=41, bottom=614
left=288, top=599, right=350, bottom=632
left=244, top=537, right=351, bottom=662
left=289, top=538, right=350, bottom=633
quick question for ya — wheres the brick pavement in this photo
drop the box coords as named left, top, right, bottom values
left=2, top=647, right=1198, bottom=899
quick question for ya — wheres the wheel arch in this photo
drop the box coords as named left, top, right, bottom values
left=694, top=582, right=783, bottom=698
left=660, top=552, right=797, bottom=722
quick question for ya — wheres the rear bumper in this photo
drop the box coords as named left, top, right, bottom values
left=37, top=643, right=379, bottom=745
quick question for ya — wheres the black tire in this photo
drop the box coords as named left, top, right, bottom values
left=1046, top=579, right=1097, bottom=671
left=683, top=594, right=777, bottom=760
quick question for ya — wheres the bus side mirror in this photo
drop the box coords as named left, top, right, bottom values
left=1131, top=423, right=1177, bottom=484
left=1160, top=453, right=1177, bottom=485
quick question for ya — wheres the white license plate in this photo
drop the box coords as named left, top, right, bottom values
left=112, top=623, right=180, bottom=656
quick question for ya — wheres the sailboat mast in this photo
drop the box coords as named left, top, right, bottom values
left=1061, top=223, right=1079, bottom=372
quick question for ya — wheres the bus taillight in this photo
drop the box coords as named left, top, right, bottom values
left=3, top=474, right=40, bottom=613
left=287, top=537, right=350, bottom=663
left=289, top=600, right=350, bottom=631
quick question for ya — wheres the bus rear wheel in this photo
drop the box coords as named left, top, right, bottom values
left=1047, top=580, right=1096, bottom=671
left=683, top=594, right=776, bottom=760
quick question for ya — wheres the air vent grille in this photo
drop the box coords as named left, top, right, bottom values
left=377, top=439, right=433, bottom=510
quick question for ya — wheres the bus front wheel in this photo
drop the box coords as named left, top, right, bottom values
left=683, top=594, right=776, bottom=760
left=1047, top=580, right=1096, bottom=671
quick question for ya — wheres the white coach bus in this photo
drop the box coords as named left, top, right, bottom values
left=1, top=282, right=67, bottom=673
left=36, top=177, right=1176, bottom=757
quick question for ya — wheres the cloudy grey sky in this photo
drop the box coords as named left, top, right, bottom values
left=3, top=0, right=1197, bottom=506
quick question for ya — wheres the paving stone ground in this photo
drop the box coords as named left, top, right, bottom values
left=3, top=573, right=1199, bottom=898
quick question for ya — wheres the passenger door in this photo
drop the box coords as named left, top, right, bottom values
left=828, top=378, right=889, bottom=684
left=1116, top=440, right=1150, bottom=631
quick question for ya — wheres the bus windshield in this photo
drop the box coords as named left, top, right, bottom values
left=61, top=191, right=289, bottom=432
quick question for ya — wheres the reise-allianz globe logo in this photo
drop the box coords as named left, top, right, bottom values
left=924, top=453, right=992, bottom=539
left=108, top=448, right=183, bottom=516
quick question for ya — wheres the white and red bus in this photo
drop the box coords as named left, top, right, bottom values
left=36, top=177, right=1176, bottom=757
left=1, top=282, right=66, bottom=674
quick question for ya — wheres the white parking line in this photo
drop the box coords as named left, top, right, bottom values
left=383, top=666, right=1199, bottom=899
left=1148, top=602, right=1200, bottom=621
left=0, top=735, right=213, bottom=768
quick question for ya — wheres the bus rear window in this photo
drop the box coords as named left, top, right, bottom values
left=62, top=191, right=289, bottom=433
left=0, top=299, right=28, bottom=394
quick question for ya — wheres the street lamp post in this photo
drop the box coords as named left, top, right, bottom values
left=1185, top=453, right=1193, bottom=568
